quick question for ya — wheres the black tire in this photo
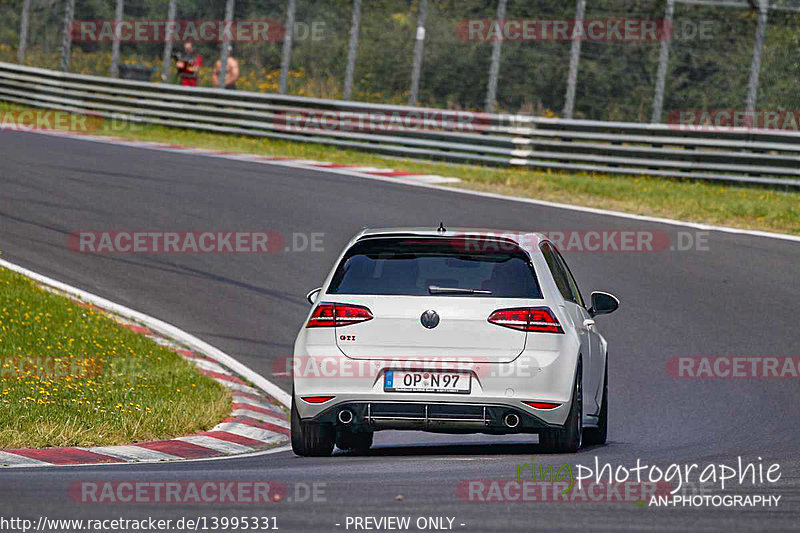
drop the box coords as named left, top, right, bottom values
left=583, top=357, right=608, bottom=446
left=540, top=359, right=583, bottom=453
left=291, top=394, right=335, bottom=457
left=336, top=430, right=374, bottom=454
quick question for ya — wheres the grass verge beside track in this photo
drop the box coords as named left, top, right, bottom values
left=1, top=102, right=798, bottom=236
left=0, top=265, right=231, bottom=449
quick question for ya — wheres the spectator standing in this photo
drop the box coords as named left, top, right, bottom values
left=213, top=46, right=240, bottom=90
left=176, top=41, right=202, bottom=86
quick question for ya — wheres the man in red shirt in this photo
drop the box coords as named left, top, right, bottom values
left=175, top=42, right=202, bottom=86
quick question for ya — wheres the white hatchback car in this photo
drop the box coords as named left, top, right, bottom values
left=291, top=227, right=618, bottom=456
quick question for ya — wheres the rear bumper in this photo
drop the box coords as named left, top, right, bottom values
left=303, top=400, right=557, bottom=434
left=292, top=342, right=580, bottom=429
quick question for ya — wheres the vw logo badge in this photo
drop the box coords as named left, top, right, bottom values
left=420, top=310, right=440, bottom=329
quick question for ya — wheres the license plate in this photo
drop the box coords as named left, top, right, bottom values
left=384, top=370, right=471, bottom=394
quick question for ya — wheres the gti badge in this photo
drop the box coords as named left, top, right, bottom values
left=420, top=310, right=440, bottom=329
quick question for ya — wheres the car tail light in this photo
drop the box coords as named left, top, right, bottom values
left=523, top=400, right=562, bottom=410
left=301, top=395, right=335, bottom=404
left=306, top=303, right=373, bottom=328
left=487, top=307, right=564, bottom=333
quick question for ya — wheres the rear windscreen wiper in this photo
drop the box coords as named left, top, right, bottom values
left=428, top=285, right=492, bottom=295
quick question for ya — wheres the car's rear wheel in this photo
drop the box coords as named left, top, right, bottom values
left=540, top=359, right=582, bottom=453
left=336, top=430, right=374, bottom=454
left=583, top=357, right=608, bottom=446
left=291, top=394, right=335, bottom=457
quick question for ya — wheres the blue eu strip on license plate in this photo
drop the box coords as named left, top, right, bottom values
left=384, top=370, right=471, bottom=393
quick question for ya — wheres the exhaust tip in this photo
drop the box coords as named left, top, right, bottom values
left=503, top=413, right=520, bottom=428
left=338, top=409, right=354, bottom=425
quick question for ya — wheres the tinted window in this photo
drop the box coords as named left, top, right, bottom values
left=328, top=237, right=542, bottom=298
left=540, top=241, right=579, bottom=304
left=553, top=246, right=585, bottom=308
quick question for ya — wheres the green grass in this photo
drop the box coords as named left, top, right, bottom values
left=2, top=101, right=799, bottom=235
left=0, top=266, right=231, bottom=449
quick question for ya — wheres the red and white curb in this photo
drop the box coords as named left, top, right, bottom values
left=17, top=128, right=461, bottom=185
left=0, top=258, right=291, bottom=468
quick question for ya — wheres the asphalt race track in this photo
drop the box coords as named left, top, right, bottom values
left=0, top=129, right=798, bottom=531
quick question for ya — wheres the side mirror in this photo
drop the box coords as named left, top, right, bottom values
left=588, top=291, right=619, bottom=317
left=306, top=288, right=322, bottom=305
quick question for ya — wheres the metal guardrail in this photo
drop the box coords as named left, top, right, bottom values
left=1, top=61, right=799, bottom=189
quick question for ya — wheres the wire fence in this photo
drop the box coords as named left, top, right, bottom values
left=2, top=0, right=800, bottom=125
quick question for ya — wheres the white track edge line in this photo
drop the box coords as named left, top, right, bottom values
left=19, top=128, right=799, bottom=244
left=291, top=164, right=800, bottom=243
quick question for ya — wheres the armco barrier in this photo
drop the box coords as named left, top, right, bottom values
left=1, top=61, right=798, bottom=189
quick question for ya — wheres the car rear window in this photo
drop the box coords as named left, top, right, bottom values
left=327, top=237, right=542, bottom=298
